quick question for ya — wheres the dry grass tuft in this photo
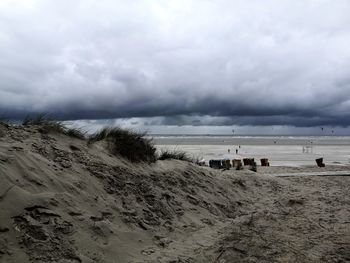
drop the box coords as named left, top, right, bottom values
left=89, top=127, right=157, bottom=163
left=22, top=114, right=86, bottom=140
left=158, top=149, right=193, bottom=162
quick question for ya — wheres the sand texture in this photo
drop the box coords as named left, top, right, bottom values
left=0, top=123, right=350, bottom=262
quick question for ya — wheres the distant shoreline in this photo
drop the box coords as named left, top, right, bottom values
left=153, top=135, right=350, bottom=146
left=150, top=134, right=350, bottom=137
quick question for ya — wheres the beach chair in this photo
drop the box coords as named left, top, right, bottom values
left=315, top=158, right=325, bottom=167
left=209, top=159, right=223, bottom=169
left=243, top=158, right=254, bottom=166
left=222, top=159, right=231, bottom=169
left=260, top=158, right=270, bottom=166
left=232, top=159, right=243, bottom=170
left=232, top=159, right=242, bottom=167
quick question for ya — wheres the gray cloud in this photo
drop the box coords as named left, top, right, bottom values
left=67, top=117, right=350, bottom=136
left=1, top=0, right=350, bottom=127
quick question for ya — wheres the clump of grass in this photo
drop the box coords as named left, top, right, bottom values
left=22, top=114, right=85, bottom=140
left=0, top=118, right=9, bottom=127
left=88, top=127, right=110, bottom=142
left=64, top=127, right=86, bottom=140
left=89, top=127, right=157, bottom=163
left=23, top=114, right=66, bottom=134
left=22, top=113, right=48, bottom=126
left=0, top=115, right=11, bottom=126
left=158, top=149, right=193, bottom=162
left=0, top=118, right=8, bottom=138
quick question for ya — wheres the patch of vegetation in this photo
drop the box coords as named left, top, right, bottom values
left=89, top=127, right=157, bottom=163
left=22, top=113, right=49, bottom=126
left=0, top=117, right=9, bottom=126
left=22, top=114, right=86, bottom=140
left=158, top=149, right=193, bottom=162
left=0, top=121, right=6, bottom=138
left=64, top=127, right=86, bottom=140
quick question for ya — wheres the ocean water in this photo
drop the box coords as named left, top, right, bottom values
left=153, top=135, right=350, bottom=166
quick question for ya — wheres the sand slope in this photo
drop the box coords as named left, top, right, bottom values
left=0, top=123, right=349, bottom=262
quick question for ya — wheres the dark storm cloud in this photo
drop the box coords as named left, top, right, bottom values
left=1, top=0, right=350, bottom=127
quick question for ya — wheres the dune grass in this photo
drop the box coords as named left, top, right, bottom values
left=22, top=114, right=86, bottom=139
left=22, top=113, right=50, bottom=126
left=0, top=117, right=9, bottom=126
left=0, top=121, right=8, bottom=127
left=0, top=118, right=8, bottom=137
left=158, top=149, right=193, bottom=162
left=89, top=127, right=157, bottom=163
left=64, top=127, right=86, bottom=140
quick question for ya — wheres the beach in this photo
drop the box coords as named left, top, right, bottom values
left=155, top=135, right=350, bottom=167
left=1, top=123, right=350, bottom=262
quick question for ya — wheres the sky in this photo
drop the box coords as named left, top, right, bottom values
left=1, top=0, right=350, bottom=134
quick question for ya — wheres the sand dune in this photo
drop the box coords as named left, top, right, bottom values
left=0, top=123, right=349, bottom=262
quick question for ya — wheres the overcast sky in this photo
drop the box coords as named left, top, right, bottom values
left=1, top=0, right=350, bottom=134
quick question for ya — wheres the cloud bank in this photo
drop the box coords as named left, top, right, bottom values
left=1, top=0, right=350, bottom=127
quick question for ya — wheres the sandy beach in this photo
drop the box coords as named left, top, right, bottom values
left=1, top=124, right=350, bottom=262
left=155, top=135, right=350, bottom=167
